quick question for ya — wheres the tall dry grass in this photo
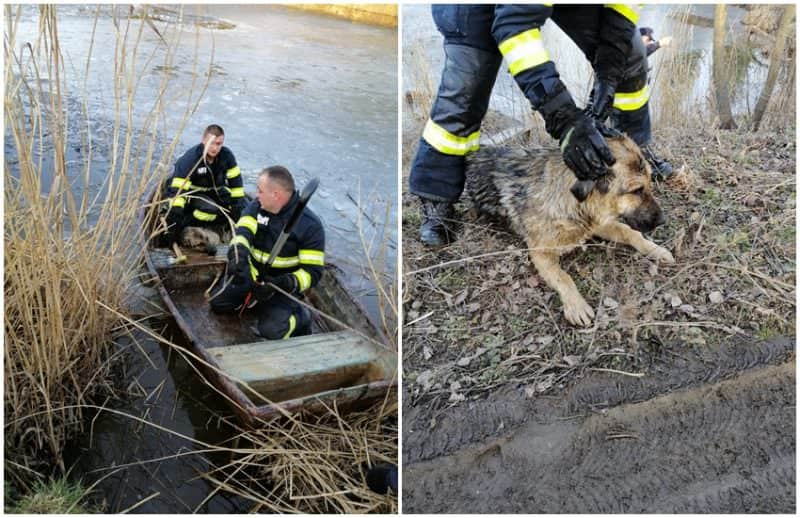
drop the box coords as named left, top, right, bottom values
left=4, top=4, right=211, bottom=485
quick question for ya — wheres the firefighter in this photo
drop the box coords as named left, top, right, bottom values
left=410, top=4, right=673, bottom=246
left=163, top=124, right=247, bottom=246
left=210, top=166, right=325, bottom=340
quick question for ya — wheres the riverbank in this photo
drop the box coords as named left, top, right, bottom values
left=288, top=4, right=397, bottom=27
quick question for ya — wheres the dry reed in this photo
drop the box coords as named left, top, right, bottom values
left=4, top=4, right=211, bottom=487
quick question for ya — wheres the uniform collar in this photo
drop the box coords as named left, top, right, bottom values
left=262, top=190, right=299, bottom=221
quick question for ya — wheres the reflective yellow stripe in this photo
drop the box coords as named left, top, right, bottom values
left=250, top=248, right=300, bottom=267
left=171, top=177, right=213, bottom=192
left=170, top=196, right=186, bottom=208
left=249, top=261, right=259, bottom=281
left=192, top=209, right=217, bottom=222
left=422, top=119, right=480, bottom=156
left=171, top=177, right=191, bottom=190
left=282, top=314, right=297, bottom=339
left=226, top=165, right=241, bottom=179
left=231, top=235, right=251, bottom=249
left=229, top=187, right=245, bottom=198
left=605, top=4, right=640, bottom=24
left=613, top=84, right=650, bottom=111
left=298, top=249, right=325, bottom=266
left=293, top=268, right=312, bottom=291
left=498, top=28, right=550, bottom=76
left=237, top=215, right=257, bottom=234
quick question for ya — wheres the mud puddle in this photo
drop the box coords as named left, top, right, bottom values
left=403, top=337, right=795, bottom=513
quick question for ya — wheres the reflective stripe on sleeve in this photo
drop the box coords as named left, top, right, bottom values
left=249, top=248, right=300, bottom=268
left=293, top=268, right=312, bottom=291
left=613, top=84, right=650, bottom=111
left=170, top=196, right=186, bottom=208
left=605, top=4, right=641, bottom=24
left=498, top=29, right=550, bottom=76
left=298, top=249, right=325, bottom=266
left=231, top=235, right=251, bottom=249
left=229, top=187, right=245, bottom=198
left=422, top=119, right=480, bottom=156
left=237, top=216, right=258, bottom=234
left=171, top=177, right=192, bottom=190
left=192, top=209, right=217, bottom=222
left=226, top=166, right=241, bottom=179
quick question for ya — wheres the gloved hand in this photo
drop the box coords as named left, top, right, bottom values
left=227, top=247, right=253, bottom=286
left=230, top=198, right=246, bottom=222
left=559, top=111, right=616, bottom=182
left=265, top=274, right=298, bottom=295
left=587, top=79, right=617, bottom=123
left=218, top=189, right=233, bottom=211
left=253, top=282, right=275, bottom=303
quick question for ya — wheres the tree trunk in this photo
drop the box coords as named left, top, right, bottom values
left=713, top=5, right=737, bottom=129
left=752, top=5, right=795, bottom=131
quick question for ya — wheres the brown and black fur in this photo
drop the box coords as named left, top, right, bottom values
left=465, top=134, right=674, bottom=327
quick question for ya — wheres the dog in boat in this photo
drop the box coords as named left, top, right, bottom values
left=465, top=134, right=674, bottom=327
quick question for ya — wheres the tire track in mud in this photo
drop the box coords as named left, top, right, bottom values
left=403, top=358, right=795, bottom=513
left=404, top=337, right=794, bottom=464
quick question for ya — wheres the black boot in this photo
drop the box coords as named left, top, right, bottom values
left=419, top=199, right=455, bottom=246
left=641, top=144, right=673, bottom=180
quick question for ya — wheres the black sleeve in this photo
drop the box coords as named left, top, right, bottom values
left=594, top=7, right=638, bottom=84
left=292, top=217, right=325, bottom=292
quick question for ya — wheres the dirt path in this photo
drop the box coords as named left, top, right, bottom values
left=403, top=338, right=795, bottom=513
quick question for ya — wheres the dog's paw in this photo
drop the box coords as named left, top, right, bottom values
left=648, top=245, right=675, bottom=264
left=563, top=296, right=595, bottom=327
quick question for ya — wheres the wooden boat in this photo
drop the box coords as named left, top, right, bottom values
left=138, top=184, right=397, bottom=424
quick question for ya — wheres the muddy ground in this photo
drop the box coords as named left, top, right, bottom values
left=401, top=112, right=796, bottom=512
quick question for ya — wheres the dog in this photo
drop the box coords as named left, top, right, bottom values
left=465, top=134, right=674, bottom=327
left=180, top=226, right=222, bottom=256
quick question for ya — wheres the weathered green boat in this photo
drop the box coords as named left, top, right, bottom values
left=139, top=184, right=397, bottom=424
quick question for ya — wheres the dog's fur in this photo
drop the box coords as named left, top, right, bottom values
left=465, top=135, right=674, bottom=327
left=180, top=226, right=222, bottom=249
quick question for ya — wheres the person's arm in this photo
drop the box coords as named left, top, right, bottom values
left=258, top=217, right=325, bottom=298
left=224, top=150, right=245, bottom=202
left=292, top=220, right=325, bottom=292
left=595, top=6, right=639, bottom=84
left=165, top=148, right=196, bottom=211
left=227, top=200, right=259, bottom=280
left=491, top=5, right=615, bottom=182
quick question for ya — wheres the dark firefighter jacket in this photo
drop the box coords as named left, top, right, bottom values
left=229, top=193, right=325, bottom=292
left=492, top=4, right=638, bottom=113
left=166, top=144, right=245, bottom=212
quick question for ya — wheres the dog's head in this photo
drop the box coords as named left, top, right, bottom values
left=590, top=136, right=665, bottom=233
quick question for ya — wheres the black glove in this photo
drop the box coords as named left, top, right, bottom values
left=253, top=282, right=275, bottom=302
left=230, top=198, right=246, bottom=222
left=266, top=274, right=298, bottom=295
left=227, top=246, right=253, bottom=285
left=587, top=80, right=617, bottom=123
left=216, top=189, right=232, bottom=212
left=558, top=111, right=616, bottom=182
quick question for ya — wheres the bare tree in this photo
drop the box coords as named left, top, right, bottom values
left=752, top=5, right=795, bottom=131
left=713, top=5, right=737, bottom=129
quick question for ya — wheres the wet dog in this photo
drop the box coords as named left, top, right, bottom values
left=465, top=134, right=674, bottom=327
left=180, top=226, right=222, bottom=255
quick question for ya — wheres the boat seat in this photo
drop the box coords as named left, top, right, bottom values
left=205, top=329, right=383, bottom=404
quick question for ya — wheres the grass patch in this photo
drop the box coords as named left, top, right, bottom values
left=5, top=477, right=98, bottom=514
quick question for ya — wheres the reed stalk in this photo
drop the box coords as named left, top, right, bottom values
left=4, top=4, right=211, bottom=487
